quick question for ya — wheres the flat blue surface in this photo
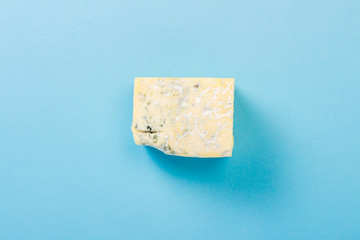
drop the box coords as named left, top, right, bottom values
left=1, top=0, right=360, bottom=239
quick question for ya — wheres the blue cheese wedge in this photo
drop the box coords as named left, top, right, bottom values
left=131, top=77, right=234, bottom=157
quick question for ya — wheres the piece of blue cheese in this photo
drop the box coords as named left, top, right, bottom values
left=131, top=77, right=234, bottom=157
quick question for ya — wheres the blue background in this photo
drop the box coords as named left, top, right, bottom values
left=1, top=0, right=360, bottom=239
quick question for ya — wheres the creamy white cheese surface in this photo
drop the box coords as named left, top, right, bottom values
left=131, top=77, right=234, bottom=158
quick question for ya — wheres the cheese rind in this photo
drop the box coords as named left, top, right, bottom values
left=131, top=77, right=234, bottom=158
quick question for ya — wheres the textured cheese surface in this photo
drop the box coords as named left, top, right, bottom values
left=131, top=77, right=234, bottom=158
